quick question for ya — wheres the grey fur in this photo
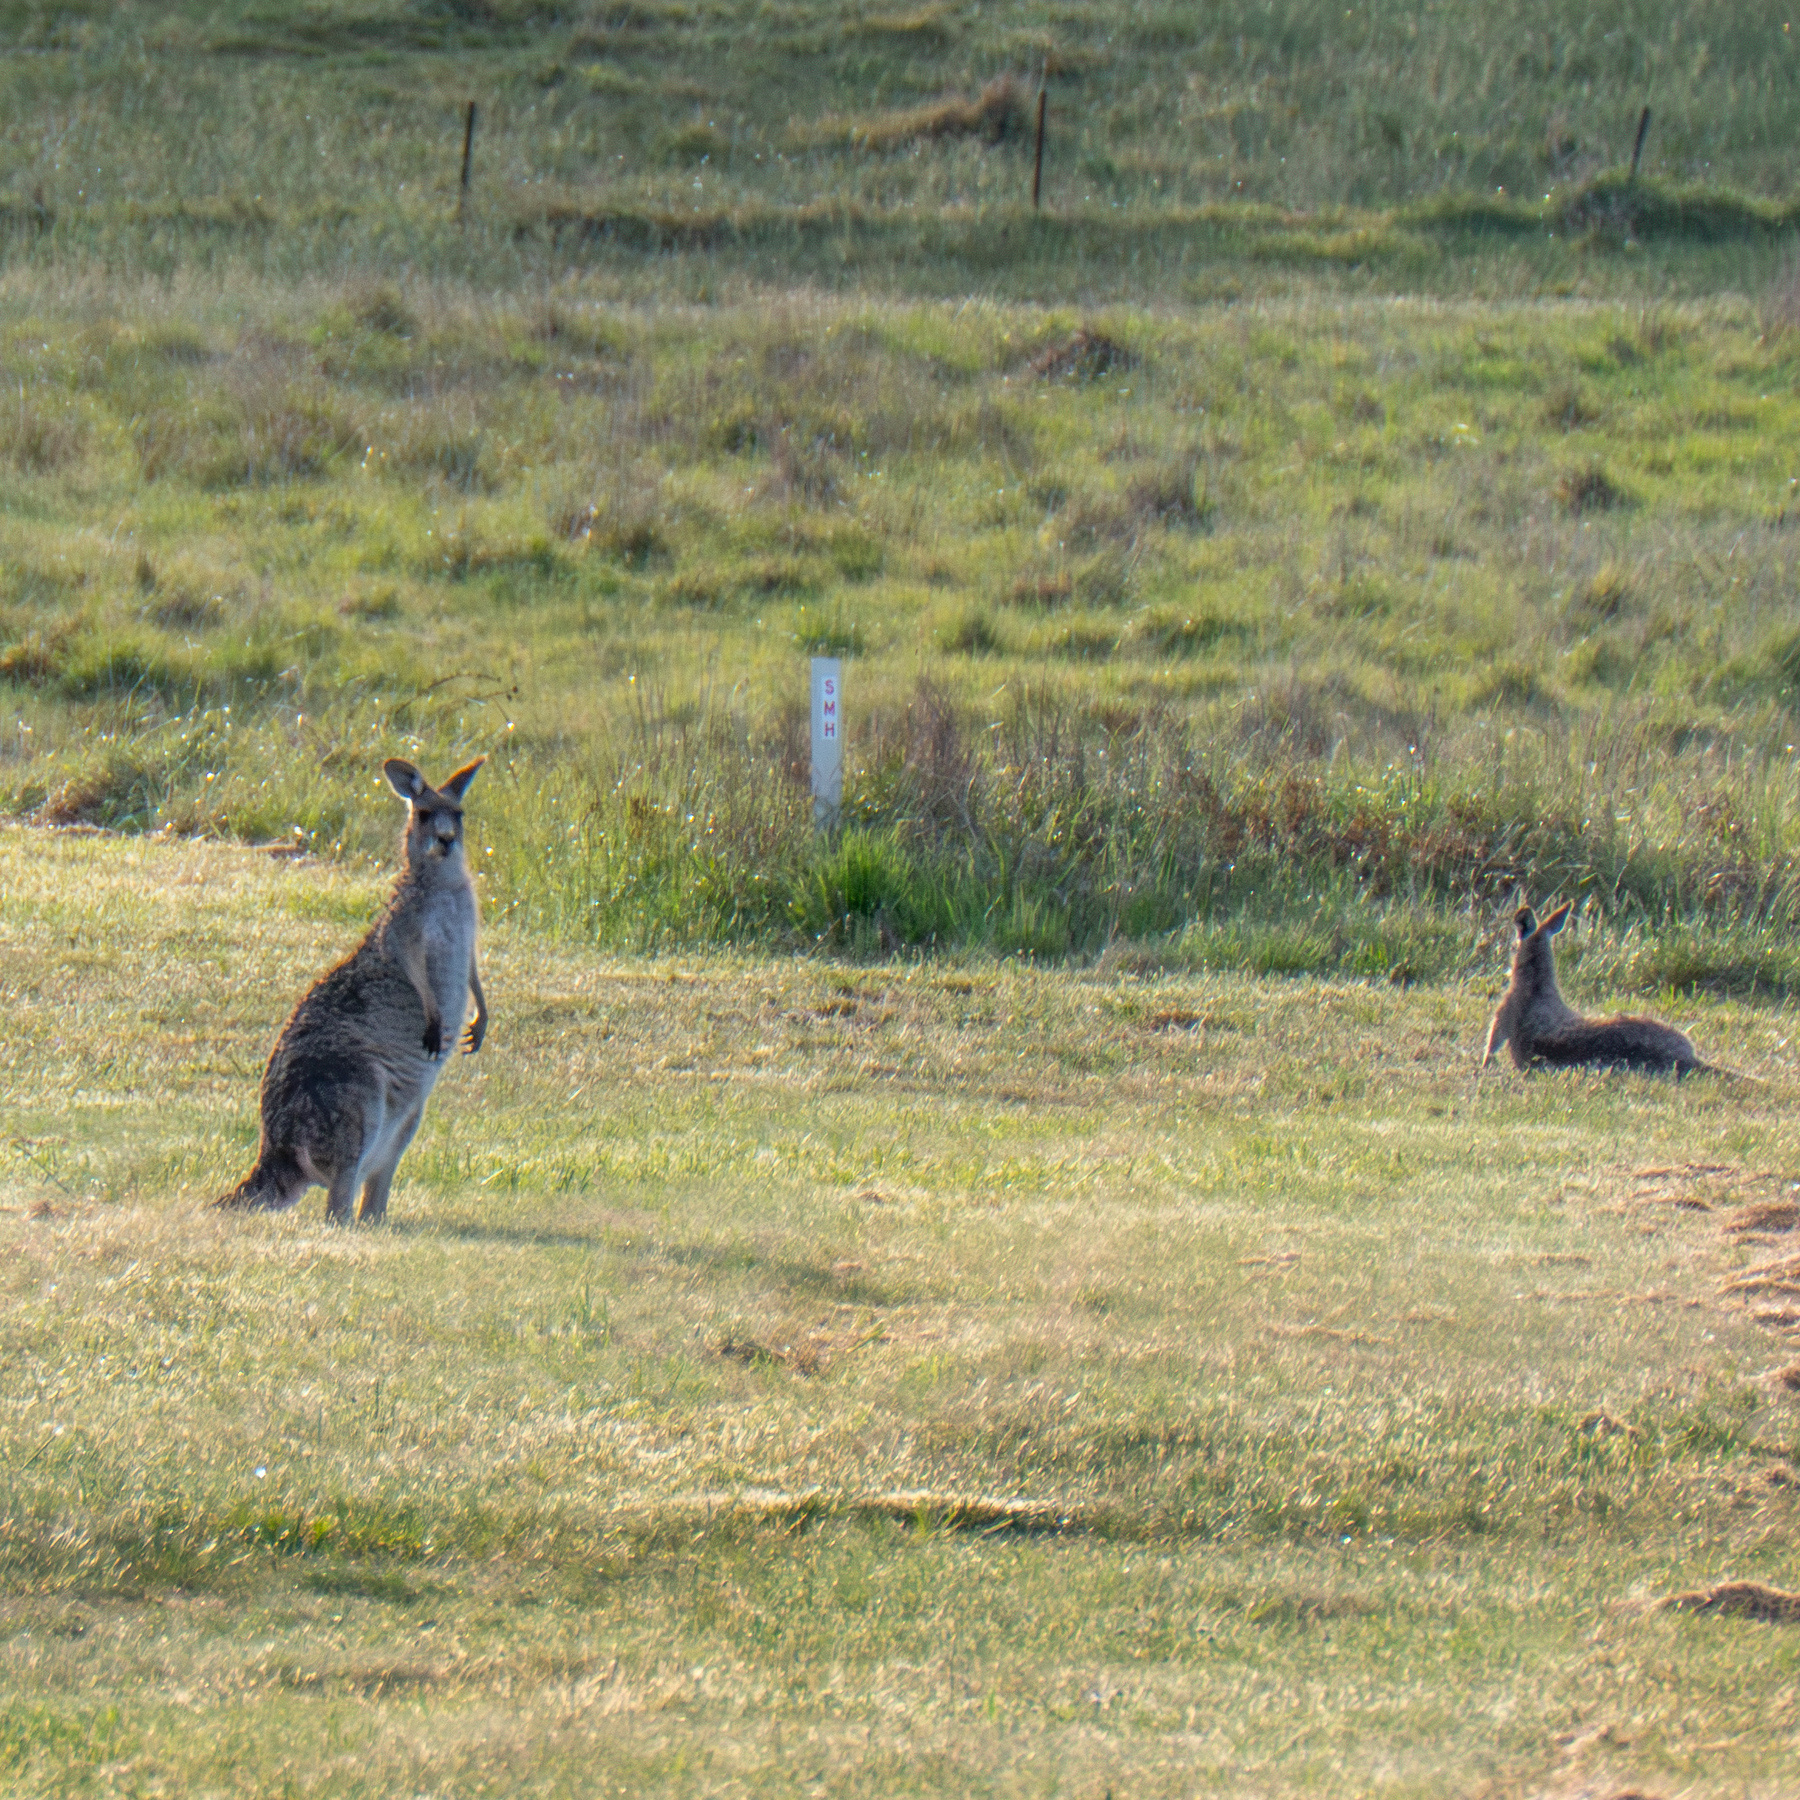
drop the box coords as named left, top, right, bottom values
left=216, top=756, right=489, bottom=1223
left=1481, top=901, right=1701, bottom=1076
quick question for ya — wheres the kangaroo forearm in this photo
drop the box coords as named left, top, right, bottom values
left=397, top=935, right=443, bottom=1056
left=464, top=959, right=488, bottom=1053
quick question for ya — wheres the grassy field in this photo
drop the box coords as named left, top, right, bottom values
left=7, top=2, right=1800, bottom=1792
left=4, top=826, right=1800, bottom=1796
left=3, top=0, right=1800, bottom=297
left=7, top=3, right=1800, bottom=977
left=10, top=275, right=1800, bottom=979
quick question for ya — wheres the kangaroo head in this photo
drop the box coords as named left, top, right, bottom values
left=1510, top=900, right=1571, bottom=992
left=385, top=757, right=485, bottom=870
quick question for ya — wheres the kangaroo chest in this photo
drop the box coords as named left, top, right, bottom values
left=1522, top=988, right=1578, bottom=1039
left=419, top=882, right=476, bottom=1021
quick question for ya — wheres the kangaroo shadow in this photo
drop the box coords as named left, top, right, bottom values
left=382, top=1216, right=621, bottom=1251
left=382, top=1219, right=917, bottom=1304
left=659, top=1240, right=914, bottom=1307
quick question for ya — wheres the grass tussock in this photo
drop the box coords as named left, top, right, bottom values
left=135, top=374, right=364, bottom=489
left=1556, top=462, right=1632, bottom=516
left=2, top=0, right=1800, bottom=307
left=1661, top=1581, right=1800, bottom=1622
left=0, top=400, right=85, bottom=473
left=817, top=75, right=1035, bottom=152
left=454, top=679, right=1800, bottom=988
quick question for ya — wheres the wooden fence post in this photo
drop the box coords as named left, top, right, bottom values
left=1629, top=106, right=1650, bottom=181
left=1032, top=85, right=1047, bottom=210
left=459, top=101, right=477, bottom=218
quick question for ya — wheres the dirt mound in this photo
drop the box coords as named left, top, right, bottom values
left=837, top=76, right=1033, bottom=151
left=1724, top=1197, right=1800, bottom=1236
left=1030, top=328, right=1140, bottom=382
left=1578, top=1410, right=1641, bottom=1440
left=1722, top=1252, right=1800, bottom=1299
left=713, top=1329, right=824, bottom=1376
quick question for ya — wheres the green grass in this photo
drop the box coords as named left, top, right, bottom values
left=6, top=3, right=1800, bottom=974
left=3, top=0, right=1800, bottom=298
left=9, top=280, right=1800, bottom=976
left=5, top=828, right=1800, bottom=1795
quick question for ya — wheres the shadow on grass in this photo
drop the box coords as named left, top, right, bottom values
left=386, top=1217, right=913, bottom=1302
left=384, top=1216, right=616, bottom=1250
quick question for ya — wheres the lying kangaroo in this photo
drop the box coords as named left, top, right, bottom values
left=217, top=757, right=488, bottom=1223
left=1482, top=901, right=1702, bottom=1076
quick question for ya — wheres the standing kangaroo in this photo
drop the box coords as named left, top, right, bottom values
left=217, top=757, right=489, bottom=1223
left=1482, top=901, right=1701, bottom=1075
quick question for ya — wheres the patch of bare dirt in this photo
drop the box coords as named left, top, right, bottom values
left=1577, top=1410, right=1641, bottom=1441
left=1029, top=327, right=1140, bottom=382
left=713, top=1329, right=825, bottom=1375
left=1723, top=1254, right=1800, bottom=1301
left=835, top=75, right=1034, bottom=150
left=712, top=1318, right=886, bottom=1377
left=1269, top=1323, right=1393, bottom=1347
left=1723, top=1197, right=1800, bottom=1238
left=1145, top=1008, right=1205, bottom=1032
left=1614, top=1161, right=1761, bottom=1215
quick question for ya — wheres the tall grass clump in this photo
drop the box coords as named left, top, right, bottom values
left=462, top=678, right=1800, bottom=986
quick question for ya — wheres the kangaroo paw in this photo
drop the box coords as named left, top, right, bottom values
left=462, top=1022, right=484, bottom=1054
left=423, top=1018, right=443, bottom=1057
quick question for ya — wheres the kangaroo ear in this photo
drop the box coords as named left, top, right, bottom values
left=437, top=756, right=486, bottom=802
left=1540, top=902, right=1573, bottom=936
left=1515, top=906, right=1537, bottom=938
left=384, top=759, right=428, bottom=802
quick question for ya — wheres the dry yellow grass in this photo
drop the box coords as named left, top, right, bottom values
left=4, top=824, right=1800, bottom=1792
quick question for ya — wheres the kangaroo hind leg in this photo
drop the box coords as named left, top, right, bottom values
left=358, top=1100, right=425, bottom=1225
left=320, top=1097, right=382, bottom=1226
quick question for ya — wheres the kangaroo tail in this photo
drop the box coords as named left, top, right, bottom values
left=1683, top=1060, right=1766, bottom=1084
left=214, top=1148, right=307, bottom=1211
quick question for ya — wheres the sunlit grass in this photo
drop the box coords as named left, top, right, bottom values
left=2, top=0, right=1800, bottom=301
left=7, top=279, right=1800, bottom=975
left=4, top=828, right=1800, bottom=1793
left=6, top=10, right=1800, bottom=1786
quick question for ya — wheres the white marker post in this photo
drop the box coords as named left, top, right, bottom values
left=811, top=656, right=843, bottom=829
